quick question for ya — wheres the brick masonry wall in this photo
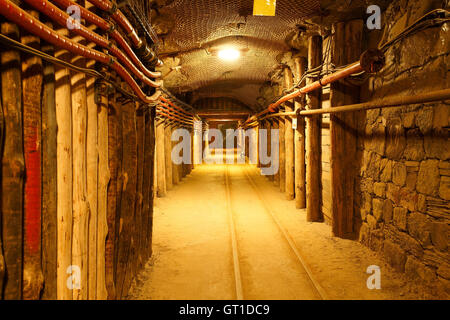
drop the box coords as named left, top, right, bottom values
left=356, top=0, right=449, bottom=296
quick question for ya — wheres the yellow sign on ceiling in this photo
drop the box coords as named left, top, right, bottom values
left=253, top=0, right=277, bottom=16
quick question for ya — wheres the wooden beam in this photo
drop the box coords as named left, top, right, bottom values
left=41, top=21, right=57, bottom=300
left=278, top=84, right=286, bottom=193
left=86, top=70, right=98, bottom=301
left=284, top=67, right=295, bottom=200
left=117, top=100, right=138, bottom=298
left=97, top=82, right=109, bottom=300
left=165, top=125, right=173, bottom=190
left=85, top=0, right=98, bottom=300
left=71, top=34, right=89, bottom=300
left=294, top=57, right=307, bottom=209
left=142, top=109, right=155, bottom=263
left=1, top=20, right=24, bottom=300
left=21, top=9, right=44, bottom=299
left=135, top=108, right=145, bottom=272
left=156, top=121, right=166, bottom=197
left=306, top=35, right=323, bottom=222
left=54, top=26, right=72, bottom=300
left=330, top=20, right=363, bottom=238
left=272, top=120, right=280, bottom=186
left=106, top=88, right=120, bottom=299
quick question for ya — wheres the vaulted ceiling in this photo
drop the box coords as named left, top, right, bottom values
left=150, top=0, right=390, bottom=111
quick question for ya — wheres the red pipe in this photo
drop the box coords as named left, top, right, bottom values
left=87, top=0, right=142, bottom=48
left=158, top=102, right=193, bottom=122
left=0, top=0, right=160, bottom=103
left=24, top=0, right=161, bottom=88
left=160, top=96, right=194, bottom=117
left=156, top=109, right=193, bottom=125
left=243, top=50, right=385, bottom=127
left=52, top=0, right=162, bottom=79
left=267, top=62, right=363, bottom=112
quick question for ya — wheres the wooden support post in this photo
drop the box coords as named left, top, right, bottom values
left=106, top=88, right=120, bottom=299
left=41, top=21, right=57, bottom=300
left=294, top=57, right=307, bottom=209
left=85, top=0, right=98, bottom=300
left=142, top=109, right=154, bottom=262
left=54, top=26, right=73, bottom=300
left=272, top=120, right=279, bottom=185
left=180, top=127, right=185, bottom=178
left=71, top=34, right=89, bottom=300
left=190, top=129, right=194, bottom=170
left=0, top=97, right=4, bottom=297
left=21, top=9, right=44, bottom=299
left=279, top=83, right=286, bottom=192
left=97, top=82, right=109, bottom=300
left=156, top=120, right=166, bottom=197
left=266, top=121, right=272, bottom=180
left=256, top=126, right=260, bottom=168
left=306, top=35, right=323, bottom=222
left=147, top=108, right=156, bottom=258
left=117, top=100, right=138, bottom=299
left=136, top=108, right=145, bottom=271
left=284, top=67, right=295, bottom=200
left=172, top=125, right=180, bottom=185
left=164, top=125, right=173, bottom=190
left=86, top=72, right=98, bottom=301
left=1, top=20, right=24, bottom=300
left=330, top=20, right=363, bottom=238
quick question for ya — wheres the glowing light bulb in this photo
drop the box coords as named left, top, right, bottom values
left=218, top=48, right=240, bottom=61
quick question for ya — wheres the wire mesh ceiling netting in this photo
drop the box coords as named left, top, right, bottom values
left=157, top=0, right=321, bottom=109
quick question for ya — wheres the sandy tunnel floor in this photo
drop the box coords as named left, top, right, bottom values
left=128, top=161, right=436, bottom=300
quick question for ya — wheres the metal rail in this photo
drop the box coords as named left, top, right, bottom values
left=224, top=166, right=244, bottom=300
left=242, top=166, right=329, bottom=300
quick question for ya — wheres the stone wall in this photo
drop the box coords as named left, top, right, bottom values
left=356, top=0, right=449, bottom=296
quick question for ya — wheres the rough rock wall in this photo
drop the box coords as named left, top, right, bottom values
left=356, top=0, right=449, bottom=297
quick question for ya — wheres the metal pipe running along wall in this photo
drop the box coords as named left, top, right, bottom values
left=23, top=0, right=162, bottom=88
left=0, top=0, right=161, bottom=104
left=242, top=49, right=385, bottom=127
left=252, top=88, right=450, bottom=120
left=52, top=0, right=162, bottom=78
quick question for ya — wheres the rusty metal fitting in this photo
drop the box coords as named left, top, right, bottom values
left=360, top=49, right=385, bottom=74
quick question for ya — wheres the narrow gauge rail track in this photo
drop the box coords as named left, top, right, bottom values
left=224, top=164, right=328, bottom=300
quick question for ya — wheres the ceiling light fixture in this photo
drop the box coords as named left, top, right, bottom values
left=218, top=48, right=240, bottom=61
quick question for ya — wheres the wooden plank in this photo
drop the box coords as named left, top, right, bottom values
left=156, top=121, right=166, bottom=197
left=41, top=21, right=57, bottom=300
left=106, top=89, right=120, bottom=299
left=85, top=0, right=98, bottom=300
left=272, top=121, right=280, bottom=186
left=284, top=68, right=295, bottom=200
left=306, top=35, right=323, bottom=222
left=294, top=57, right=307, bottom=209
left=71, top=34, right=89, bottom=300
left=330, top=20, right=363, bottom=238
left=86, top=72, right=98, bottom=301
left=278, top=86, right=286, bottom=192
left=141, top=110, right=154, bottom=265
left=97, top=82, right=109, bottom=300
left=172, top=125, right=180, bottom=186
left=165, top=125, right=173, bottom=190
left=0, top=78, right=4, bottom=297
left=1, top=19, right=24, bottom=300
left=135, top=108, right=145, bottom=272
left=147, top=108, right=156, bottom=259
left=55, top=26, right=72, bottom=300
left=21, top=9, right=44, bottom=299
left=113, top=88, right=123, bottom=297
left=117, top=101, right=138, bottom=298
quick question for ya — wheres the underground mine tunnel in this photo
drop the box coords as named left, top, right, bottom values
left=0, top=0, right=448, bottom=301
